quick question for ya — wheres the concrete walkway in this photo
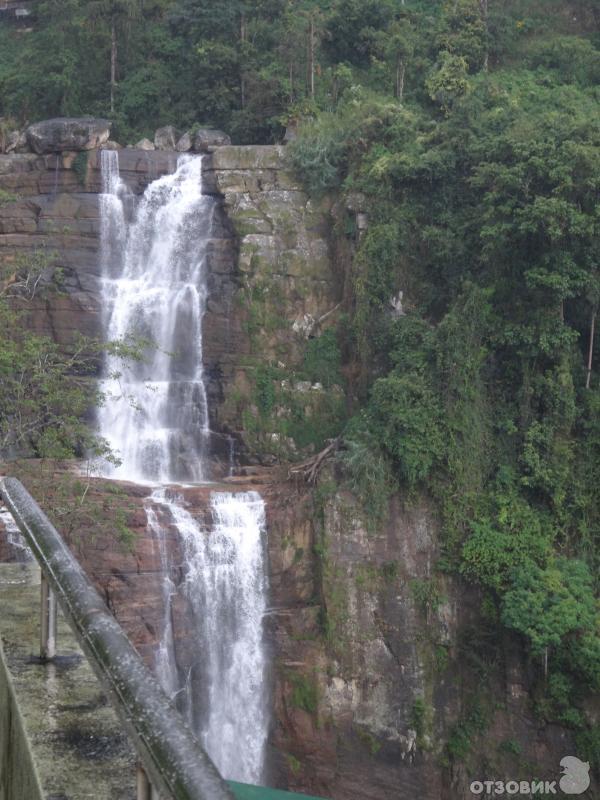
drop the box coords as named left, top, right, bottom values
left=0, top=562, right=136, bottom=800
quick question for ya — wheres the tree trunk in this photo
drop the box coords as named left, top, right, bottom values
left=586, top=308, right=596, bottom=389
left=308, top=16, right=315, bottom=99
left=110, top=18, right=117, bottom=113
left=480, top=0, right=489, bottom=71
left=543, top=647, right=548, bottom=680
left=396, top=58, right=406, bottom=101
left=240, top=12, right=246, bottom=110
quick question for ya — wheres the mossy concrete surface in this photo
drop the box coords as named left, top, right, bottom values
left=0, top=563, right=135, bottom=799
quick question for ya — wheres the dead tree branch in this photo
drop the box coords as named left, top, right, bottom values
left=288, top=437, right=340, bottom=484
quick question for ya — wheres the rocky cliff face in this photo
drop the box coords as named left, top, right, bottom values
left=262, top=477, right=578, bottom=799
left=0, top=472, right=578, bottom=798
left=202, top=145, right=343, bottom=466
left=0, top=133, right=586, bottom=799
left=0, top=141, right=342, bottom=469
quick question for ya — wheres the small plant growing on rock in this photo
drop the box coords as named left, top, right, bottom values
left=72, top=151, right=89, bottom=187
left=289, top=672, right=320, bottom=716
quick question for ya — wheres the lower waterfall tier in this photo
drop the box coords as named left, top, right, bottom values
left=147, top=487, right=269, bottom=786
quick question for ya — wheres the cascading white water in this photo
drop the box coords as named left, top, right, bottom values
left=0, top=507, right=32, bottom=562
left=146, top=490, right=180, bottom=703
left=98, top=151, right=270, bottom=785
left=151, top=489, right=269, bottom=784
left=98, top=152, right=213, bottom=483
left=200, top=492, right=269, bottom=784
left=99, top=150, right=127, bottom=282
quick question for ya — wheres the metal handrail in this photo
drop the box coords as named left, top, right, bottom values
left=0, top=476, right=235, bottom=800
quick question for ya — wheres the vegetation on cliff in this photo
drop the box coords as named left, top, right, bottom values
left=289, top=0, right=600, bottom=763
left=0, top=254, right=142, bottom=544
left=0, top=2, right=596, bottom=146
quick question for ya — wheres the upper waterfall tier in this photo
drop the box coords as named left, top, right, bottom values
left=98, top=151, right=214, bottom=484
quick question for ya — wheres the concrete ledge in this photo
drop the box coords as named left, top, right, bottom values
left=0, top=563, right=135, bottom=799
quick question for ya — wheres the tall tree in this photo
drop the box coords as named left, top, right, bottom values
left=88, top=0, right=142, bottom=112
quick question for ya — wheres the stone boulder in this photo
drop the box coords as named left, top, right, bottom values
left=135, top=138, right=155, bottom=151
left=154, top=125, right=179, bottom=150
left=176, top=132, right=192, bottom=152
left=193, top=128, right=231, bottom=152
left=5, top=130, right=28, bottom=154
left=26, top=117, right=111, bottom=154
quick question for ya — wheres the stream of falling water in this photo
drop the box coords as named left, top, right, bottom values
left=98, top=151, right=212, bottom=483
left=98, top=151, right=269, bottom=784
left=0, top=507, right=32, bottom=562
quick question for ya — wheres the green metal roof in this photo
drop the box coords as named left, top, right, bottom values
left=228, top=781, right=326, bottom=799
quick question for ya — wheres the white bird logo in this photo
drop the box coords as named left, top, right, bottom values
left=559, top=756, right=591, bottom=795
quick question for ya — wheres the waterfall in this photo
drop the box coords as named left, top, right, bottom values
left=151, top=489, right=269, bottom=784
left=0, top=507, right=32, bottom=562
left=98, top=153, right=213, bottom=483
left=98, top=151, right=270, bottom=785
left=146, top=490, right=180, bottom=703
left=98, top=150, right=127, bottom=282
left=227, top=435, right=236, bottom=477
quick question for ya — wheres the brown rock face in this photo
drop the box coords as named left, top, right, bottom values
left=202, top=146, right=343, bottom=466
left=0, top=149, right=187, bottom=347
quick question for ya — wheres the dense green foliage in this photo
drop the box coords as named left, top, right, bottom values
left=0, top=0, right=588, bottom=146
left=285, top=0, right=600, bottom=746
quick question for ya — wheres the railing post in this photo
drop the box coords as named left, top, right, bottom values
left=137, top=763, right=153, bottom=800
left=40, top=573, right=57, bottom=660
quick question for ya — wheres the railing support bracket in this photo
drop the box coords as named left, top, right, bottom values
left=137, top=763, right=154, bottom=800
left=40, top=573, right=57, bottom=660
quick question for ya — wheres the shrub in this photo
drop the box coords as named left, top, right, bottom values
left=368, top=372, right=444, bottom=485
left=338, top=416, right=396, bottom=529
left=288, top=112, right=351, bottom=195
left=502, top=558, right=599, bottom=686
left=300, top=329, right=343, bottom=388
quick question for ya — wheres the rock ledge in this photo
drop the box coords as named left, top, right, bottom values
left=26, top=117, right=111, bottom=154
